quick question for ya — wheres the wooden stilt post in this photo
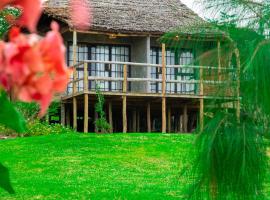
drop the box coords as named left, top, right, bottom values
left=161, top=43, right=167, bottom=133
left=199, top=66, right=204, bottom=131
left=123, top=64, right=127, bottom=133
left=72, top=30, right=78, bottom=130
left=217, top=40, right=221, bottom=81
left=108, top=102, right=113, bottom=133
left=83, top=62, right=89, bottom=133
left=179, top=115, right=183, bottom=133
left=66, top=106, right=71, bottom=127
left=73, top=98, right=77, bottom=130
left=132, top=110, right=137, bottom=132
left=168, top=106, right=171, bottom=133
left=137, top=111, right=140, bottom=132
left=84, top=94, right=88, bottom=133
left=235, top=48, right=241, bottom=121
left=147, top=102, right=151, bottom=133
left=61, top=103, right=65, bottom=126
left=183, top=105, right=188, bottom=133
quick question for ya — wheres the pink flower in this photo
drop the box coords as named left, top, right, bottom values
left=69, top=0, right=92, bottom=30
left=0, top=42, right=9, bottom=90
left=1, top=22, right=71, bottom=116
left=0, top=0, right=42, bottom=32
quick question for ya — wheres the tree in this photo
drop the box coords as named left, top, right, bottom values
left=164, top=0, right=270, bottom=199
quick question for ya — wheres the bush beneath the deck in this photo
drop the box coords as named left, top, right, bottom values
left=25, top=121, right=74, bottom=137
left=0, top=121, right=74, bottom=137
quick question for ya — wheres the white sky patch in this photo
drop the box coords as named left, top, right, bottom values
left=180, top=0, right=219, bottom=20
left=181, top=0, right=204, bottom=18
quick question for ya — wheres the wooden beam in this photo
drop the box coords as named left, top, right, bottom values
left=83, top=62, right=89, bottom=133
left=123, top=64, right=127, bottom=133
left=132, top=110, right=137, bottom=132
left=123, top=97, right=127, bottom=133
left=108, top=102, right=113, bottom=133
left=66, top=106, right=71, bottom=127
left=84, top=62, right=88, bottom=92
left=147, top=102, right=151, bottom=133
left=61, top=103, right=65, bottom=126
left=217, top=40, right=221, bottom=81
left=183, top=105, right=188, bottom=133
left=161, top=43, right=167, bottom=133
left=72, top=30, right=78, bottom=131
left=84, top=94, right=89, bottom=133
left=179, top=115, right=183, bottom=133
left=168, top=106, right=171, bottom=133
left=235, top=48, right=241, bottom=121
left=200, top=99, right=204, bottom=132
left=137, top=111, right=140, bottom=133
left=72, top=30, right=78, bottom=94
left=200, top=67, right=204, bottom=131
left=73, top=98, right=77, bottom=130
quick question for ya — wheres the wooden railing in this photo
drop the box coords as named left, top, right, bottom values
left=64, top=60, right=238, bottom=100
left=63, top=59, right=239, bottom=133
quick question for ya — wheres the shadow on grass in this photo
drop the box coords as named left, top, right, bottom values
left=0, top=163, right=15, bottom=194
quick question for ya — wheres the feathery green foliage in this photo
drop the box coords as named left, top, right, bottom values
left=94, top=84, right=111, bottom=133
left=163, top=0, right=270, bottom=199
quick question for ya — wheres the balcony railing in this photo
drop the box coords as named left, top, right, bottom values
left=63, top=60, right=238, bottom=100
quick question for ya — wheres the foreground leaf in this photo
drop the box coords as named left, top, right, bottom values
left=0, top=163, right=14, bottom=194
left=0, top=92, right=26, bottom=133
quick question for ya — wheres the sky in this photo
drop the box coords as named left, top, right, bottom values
left=180, top=0, right=207, bottom=19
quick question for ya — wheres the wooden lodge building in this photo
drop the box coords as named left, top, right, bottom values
left=40, top=0, right=240, bottom=133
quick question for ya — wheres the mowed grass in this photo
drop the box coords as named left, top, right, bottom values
left=0, top=134, right=195, bottom=199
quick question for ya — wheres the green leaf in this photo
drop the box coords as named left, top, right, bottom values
left=0, top=163, right=15, bottom=194
left=0, top=91, right=26, bottom=133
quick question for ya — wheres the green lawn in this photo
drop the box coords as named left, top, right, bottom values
left=0, top=134, right=195, bottom=199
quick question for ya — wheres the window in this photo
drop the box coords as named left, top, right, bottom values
left=67, top=44, right=88, bottom=93
left=177, top=51, right=195, bottom=94
left=150, top=48, right=195, bottom=94
left=68, top=43, right=130, bottom=92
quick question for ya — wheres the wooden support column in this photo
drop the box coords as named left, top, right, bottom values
left=179, top=115, right=183, bottom=133
left=61, top=103, right=65, bottom=126
left=147, top=102, right=151, bottom=133
left=235, top=48, right=241, bottom=121
left=66, top=106, right=71, bottom=127
left=108, top=102, right=113, bottom=133
left=161, top=43, right=167, bottom=133
left=83, top=62, right=89, bottom=133
left=137, top=111, right=140, bottom=132
left=132, top=110, right=137, bottom=132
left=72, top=30, right=78, bottom=130
left=217, top=40, right=221, bottom=81
left=168, top=106, right=171, bottom=133
left=84, top=62, right=88, bottom=92
left=199, top=67, right=204, bottom=131
left=183, top=105, right=188, bottom=133
left=84, top=94, right=88, bottom=133
left=122, top=64, right=127, bottom=133
left=73, top=98, right=77, bottom=130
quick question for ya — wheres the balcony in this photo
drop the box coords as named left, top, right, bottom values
left=63, top=60, right=238, bottom=101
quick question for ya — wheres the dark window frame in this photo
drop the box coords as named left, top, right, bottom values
left=67, top=42, right=131, bottom=92
left=150, top=47, right=196, bottom=94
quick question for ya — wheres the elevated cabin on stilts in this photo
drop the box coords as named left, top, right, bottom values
left=39, top=0, right=240, bottom=133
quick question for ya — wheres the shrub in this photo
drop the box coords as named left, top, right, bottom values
left=14, top=102, right=39, bottom=121
left=0, top=125, right=16, bottom=136
left=94, top=84, right=111, bottom=133
left=0, top=101, right=74, bottom=137
left=25, top=121, right=74, bottom=137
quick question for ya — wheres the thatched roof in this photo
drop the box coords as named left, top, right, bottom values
left=43, top=0, right=204, bottom=35
left=161, top=23, right=232, bottom=42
